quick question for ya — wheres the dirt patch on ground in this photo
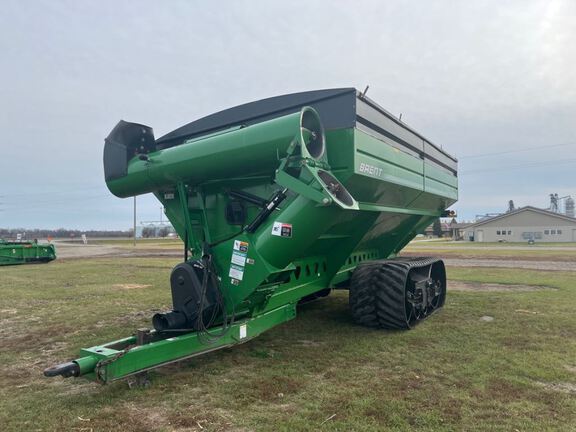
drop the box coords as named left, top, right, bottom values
left=403, top=251, right=576, bottom=262
left=296, top=339, right=325, bottom=347
left=450, top=281, right=554, bottom=292
left=93, top=308, right=162, bottom=328
left=0, top=308, right=18, bottom=315
left=53, top=242, right=181, bottom=260
left=112, top=283, right=152, bottom=290
left=535, top=381, right=576, bottom=394
left=86, top=402, right=238, bottom=432
left=401, top=252, right=576, bottom=271
left=444, top=258, right=575, bottom=271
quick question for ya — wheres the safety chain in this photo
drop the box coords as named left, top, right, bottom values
left=94, top=345, right=133, bottom=384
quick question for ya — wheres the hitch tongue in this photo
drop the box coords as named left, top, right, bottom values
left=43, top=361, right=80, bottom=378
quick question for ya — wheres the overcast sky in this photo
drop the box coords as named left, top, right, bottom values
left=1, top=0, right=574, bottom=230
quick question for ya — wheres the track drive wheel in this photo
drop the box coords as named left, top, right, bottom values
left=349, top=258, right=446, bottom=329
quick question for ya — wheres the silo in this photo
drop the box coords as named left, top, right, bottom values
left=565, top=197, right=575, bottom=218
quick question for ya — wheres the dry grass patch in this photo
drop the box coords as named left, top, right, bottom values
left=450, top=281, right=554, bottom=292
left=113, top=283, right=153, bottom=290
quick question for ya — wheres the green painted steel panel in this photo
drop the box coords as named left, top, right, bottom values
left=0, top=240, right=56, bottom=266
left=81, top=304, right=297, bottom=382
left=354, top=129, right=425, bottom=191
left=424, top=162, right=458, bottom=201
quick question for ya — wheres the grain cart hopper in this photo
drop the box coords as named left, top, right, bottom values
left=45, top=88, right=457, bottom=383
left=0, top=239, right=56, bottom=266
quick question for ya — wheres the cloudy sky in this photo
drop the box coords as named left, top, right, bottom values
left=1, top=0, right=574, bottom=229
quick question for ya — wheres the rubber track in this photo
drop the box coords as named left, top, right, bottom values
left=349, top=258, right=443, bottom=330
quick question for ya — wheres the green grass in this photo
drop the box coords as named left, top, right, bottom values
left=1, top=258, right=575, bottom=431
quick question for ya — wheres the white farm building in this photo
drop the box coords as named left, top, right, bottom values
left=464, top=206, right=576, bottom=243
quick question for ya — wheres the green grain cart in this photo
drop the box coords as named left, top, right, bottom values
left=0, top=239, right=56, bottom=265
left=45, top=88, right=457, bottom=383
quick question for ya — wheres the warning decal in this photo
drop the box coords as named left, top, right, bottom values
left=231, top=251, right=246, bottom=266
left=229, top=264, right=244, bottom=281
left=230, top=240, right=249, bottom=283
left=271, top=222, right=293, bottom=238
left=233, top=240, right=249, bottom=253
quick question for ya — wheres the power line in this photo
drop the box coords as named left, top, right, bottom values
left=459, top=142, right=574, bottom=159
left=0, top=195, right=118, bottom=212
left=0, top=185, right=106, bottom=199
left=461, top=158, right=576, bottom=175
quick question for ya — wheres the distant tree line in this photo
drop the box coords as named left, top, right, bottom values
left=432, top=219, right=443, bottom=237
left=0, top=228, right=132, bottom=239
left=141, top=226, right=171, bottom=238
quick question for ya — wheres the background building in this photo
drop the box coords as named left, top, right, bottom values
left=449, top=219, right=472, bottom=240
left=463, top=206, right=576, bottom=242
left=423, top=221, right=451, bottom=237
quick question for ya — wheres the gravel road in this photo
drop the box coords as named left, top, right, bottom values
left=53, top=241, right=575, bottom=272
left=53, top=241, right=181, bottom=259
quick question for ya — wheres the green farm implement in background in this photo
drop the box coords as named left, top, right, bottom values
left=45, top=88, right=458, bottom=384
left=0, top=239, right=56, bottom=266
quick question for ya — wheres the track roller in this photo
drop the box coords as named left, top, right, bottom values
left=349, top=257, right=446, bottom=329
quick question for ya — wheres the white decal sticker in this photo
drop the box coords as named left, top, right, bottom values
left=239, top=324, right=247, bottom=339
left=272, top=221, right=293, bottom=238
left=231, top=251, right=247, bottom=266
left=229, top=264, right=244, bottom=281
left=233, top=240, right=249, bottom=253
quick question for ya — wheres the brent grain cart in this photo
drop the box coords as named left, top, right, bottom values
left=0, top=239, right=56, bottom=266
left=45, top=88, right=457, bottom=383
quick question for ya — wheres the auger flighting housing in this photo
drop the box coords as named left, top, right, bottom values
left=44, top=88, right=458, bottom=383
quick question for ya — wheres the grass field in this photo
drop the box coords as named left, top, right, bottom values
left=1, top=252, right=575, bottom=431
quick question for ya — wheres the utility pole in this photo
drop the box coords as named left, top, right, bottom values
left=133, top=196, right=137, bottom=247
